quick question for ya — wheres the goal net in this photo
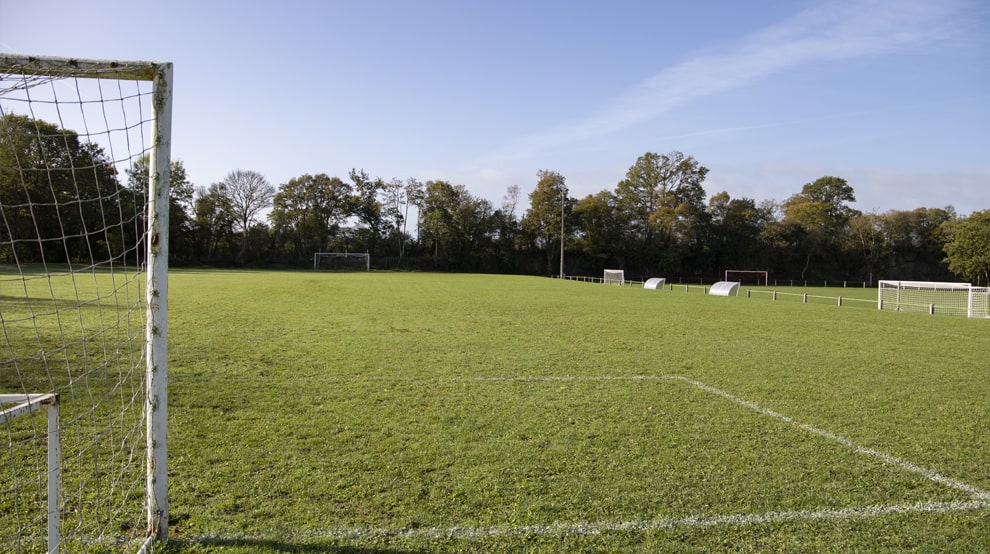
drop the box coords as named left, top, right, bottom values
left=724, top=270, right=768, bottom=286
left=603, top=269, right=624, bottom=285
left=878, top=280, right=989, bottom=318
left=314, top=252, right=370, bottom=271
left=1, top=55, right=172, bottom=551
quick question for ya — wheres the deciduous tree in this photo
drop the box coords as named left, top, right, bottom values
left=1, top=114, right=123, bottom=263
left=219, top=169, right=275, bottom=263
left=269, top=173, right=352, bottom=262
left=614, top=151, right=709, bottom=274
left=942, top=210, right=990, bottom=285
left=127, top=155, right=194, bottom=262
left=846, top=211, right=889, bottom=285
left=521, top=170, right=571, bottom=275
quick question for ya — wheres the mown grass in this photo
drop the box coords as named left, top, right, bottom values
left=153, top=271, right=990, bottom=552
left=1, top=266, right=148, bottom=553
left=4, top=269, right=989, bottom=552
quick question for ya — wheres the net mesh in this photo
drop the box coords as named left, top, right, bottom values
left=878, top=280, right=985, bottom=318
left=2, top=59, right=153, bottom=552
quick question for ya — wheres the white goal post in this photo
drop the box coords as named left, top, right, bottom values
left=724, top=270, right=768, bottom=286
left=603, top=269, right=625, bottom=285
left=314, top=252, right=370, bottom=271
left=878, top=280, right=989, bottom=318
left=1, top=54, right=172, bottom=549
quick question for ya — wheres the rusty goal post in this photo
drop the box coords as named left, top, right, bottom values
left=1, top=54, right=172, bottom=551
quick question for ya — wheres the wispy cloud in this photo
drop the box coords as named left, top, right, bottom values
left=479, top=0, right=965, bottom=165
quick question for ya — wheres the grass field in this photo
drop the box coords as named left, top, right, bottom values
left=4, top=269, right=990, bottom=552
left=151, top=271, right=990, bottom=552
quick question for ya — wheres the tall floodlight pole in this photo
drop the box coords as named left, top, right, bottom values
left=560, top=186, right=565, bottom=279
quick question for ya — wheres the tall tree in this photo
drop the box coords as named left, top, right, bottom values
left=707, top=191, right=765, bottom=272
left=572, top=190, right=624, bottom=273
left=795, top=176, right=858, bottom=226
left=126, top=155, right=194, bottom=262
left=880, top=207, right=955, bottom=280
left=404, top=178, right=426, bottom=250
left=491, top=184, right=523, bottom=272
left=521, top=170, right=571, bottom=275
left=845, top=211, right=889, bottom=285
left=269, top=173, right=352, bottom=263
left=782, top=176, right=859, bottom=279
left=1, top=114, right=124, bottom=263
left=419, top=180, right=494, bottom=269
left=614, top=151, right=709, bottom=274
left=942, top=210, right=990, bottom=285
left=380, top=178, right=409, bottom=261
left=219, top=169, right=275, bottom=263
left=348, top=169, right=384, bottom=255
left=193, top=183, right=235, bottom=262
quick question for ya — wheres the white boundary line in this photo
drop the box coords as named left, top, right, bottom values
left=668, top=376, right=990, bottom=502
left=194, top=375, right=990, bottom=543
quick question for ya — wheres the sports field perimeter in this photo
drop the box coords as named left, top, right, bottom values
left=160, top=271, right=989, bottom=552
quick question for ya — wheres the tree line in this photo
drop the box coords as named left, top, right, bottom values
left=2, top=114, right=988, bottom=285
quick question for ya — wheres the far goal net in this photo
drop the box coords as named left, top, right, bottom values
left=724, top=270, right=768, bottom=286
left=1, top=54, right=172, bottom=551
left=603, top=269, right=624, bottom=285
left=314, top=252, right=370, bottom=271
left=878, top=280, right=989, bottom=318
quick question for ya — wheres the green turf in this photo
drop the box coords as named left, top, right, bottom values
left=5, top=270, right=990, bottom=552
left=156, top=271, right=990, bottom=552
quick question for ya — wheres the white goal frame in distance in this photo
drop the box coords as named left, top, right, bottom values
left=878, top=280, right=989, bottom=318
left=603, top=269, right=625, bottom=285
left=314, top=252, right=371, bottom=271
left=725, top=270, right=768, bottom=286
left=0, top=54, right=173, bottom=545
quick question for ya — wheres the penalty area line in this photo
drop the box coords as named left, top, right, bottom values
left=669, top=376, right=990, bottom=502
left=196, top=500, right=990, bottom=543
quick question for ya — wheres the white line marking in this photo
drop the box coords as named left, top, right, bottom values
left=669, top=375, right=990, bottom=501
left=197, top=501, right=990, bottom=543
left=382, top=374, right=990, bottom=501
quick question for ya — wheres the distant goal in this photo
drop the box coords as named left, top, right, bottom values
left=603, top=269, right=624, bottom=285
left=314, top=252, right=370, bottom=271
left=878, top=280, right=989, bottom=318
left=725, top=270, right=768, bottom=286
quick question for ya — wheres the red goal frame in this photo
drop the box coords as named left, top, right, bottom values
left=724, top=270, right=768, bottom=286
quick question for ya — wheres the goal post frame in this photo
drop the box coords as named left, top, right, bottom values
left=878, top=280, right=987, bottom=318
left=0, top=394, right=60, bottom=554
left=724, top=270, right=768, bottom=286
left=603, top=269, right=624, bottom=286
left=1, top=54, right=173, bottom=544
left=314, top=252, right=371, bottom=271
left=145, top=57, right=173, bottom=543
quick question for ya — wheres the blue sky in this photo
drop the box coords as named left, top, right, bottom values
left=2, top=0, right=988, bottom=216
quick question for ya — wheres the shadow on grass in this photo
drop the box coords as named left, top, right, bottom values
left=163, top=536, right=425, bottom=553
